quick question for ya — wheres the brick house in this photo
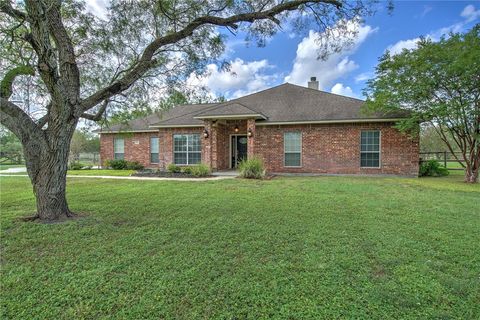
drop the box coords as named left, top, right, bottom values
left=98, top=80, right=419, bottom=176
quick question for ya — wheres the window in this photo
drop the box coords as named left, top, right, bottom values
left=360, top=131, right=380, bottom=168
left=114, top=138, right=124, bottom=160
left=150, top=137, right=159, bottom=163
left=173, top=134, right=201, bottom=165
left=284, top=132, right=302, bottom=167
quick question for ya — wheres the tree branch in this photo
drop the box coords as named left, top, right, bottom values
left=80, top=100, right=108, bottom=121
left=79, top=0, right=341, bottom=112
left=0, top=97, right=42, bottom=140
left=0, top=65, right=35, bottom=99
left=0, top=0, right=28, bottom=21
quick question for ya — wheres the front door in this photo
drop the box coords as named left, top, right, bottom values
left=231, top=135, right=248, bottom=168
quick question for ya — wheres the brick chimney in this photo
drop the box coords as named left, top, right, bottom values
left=308, top=76, right=319, bottom=90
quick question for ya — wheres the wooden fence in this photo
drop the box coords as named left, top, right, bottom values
left=419, top=151, right=465, bottom=170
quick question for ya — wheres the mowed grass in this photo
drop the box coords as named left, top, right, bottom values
left=1, top=175, right=479, bottom=319
left=66, top=169, right=135, bottom=176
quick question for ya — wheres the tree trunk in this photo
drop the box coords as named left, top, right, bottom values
left=464, top=164, right=479, bottom=183
left=23, top=122, right=77, bottom=221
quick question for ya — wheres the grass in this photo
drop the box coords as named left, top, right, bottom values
left=66, top=169, right=135, bottom=176
left=0, top=169, right=134, bottom=176
left=1, top=175, right=479, bottom=319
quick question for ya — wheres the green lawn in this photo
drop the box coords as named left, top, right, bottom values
left=1, top=175, right=479, bottom=319
left=66, top=169, right=135, bottom=176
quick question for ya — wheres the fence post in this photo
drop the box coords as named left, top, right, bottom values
left=444, top=151, right=447, bottom=168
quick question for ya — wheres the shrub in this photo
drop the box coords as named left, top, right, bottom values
left=125, top=161, right=144, bottom=170
left=69, top=162, right=86, bottom=170
left=167, top=163, right=181, bottom=173
left=181, top=166, right=193, bottom=174
left=105, top=159, right=128, bottom=170
left=105, top=159, right=143, bottom=170
left=191, top=163, right=211, bottom=177
left=238, top=157, right=265, bottom=179
left=419, top=160, right=449, bottom=177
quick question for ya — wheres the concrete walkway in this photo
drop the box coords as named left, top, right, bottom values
left=0, top=174, right=235, bottom=181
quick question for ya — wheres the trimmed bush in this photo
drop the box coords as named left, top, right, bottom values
left=191, top=163, right=211, bottom=177
left=105, top=159, right=144, bottom=170
left=125, top=161, right=144, bottom=170
left=181, top=166, right=193, bottom=174
left=238, top=157, right=265, bottom=179
left=419, top=160, right=449, bottom=177
left=105, top=159, right=127, bottom=170
left=69, top=162, right=86, bottom=170
left=167, top=163, right=181, bottom=173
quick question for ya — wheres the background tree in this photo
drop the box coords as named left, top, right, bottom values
left=0, top=125, right=23, bottom=163
left=364, top=25, right=480, bottom=183
left=420, top=125, right=459, bottom=153
left=1, top=0, right=379, bottom=221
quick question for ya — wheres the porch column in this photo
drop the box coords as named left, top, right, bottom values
left=247, top=118, right=256, bottom=159
left=203, top=120, right=219, bottom=170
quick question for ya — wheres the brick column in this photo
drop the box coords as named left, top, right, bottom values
left=203, top=120, right=213, bottom=169
left=247, top=118, right=256, bottom=159
left=202, top=120, right=219, bottom=170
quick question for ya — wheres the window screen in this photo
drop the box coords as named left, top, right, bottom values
left=150, top=137, right=159, bottom=163
left=360, top=131, right=380, bottom=167
left=284, top=132, right=301, bottom=167
left=114, top=138, right=124, bottom=160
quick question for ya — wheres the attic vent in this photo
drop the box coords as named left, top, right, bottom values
left=308, top=76, right=319, bottom=90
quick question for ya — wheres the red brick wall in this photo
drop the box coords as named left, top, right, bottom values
left=100, top=122, right=419, bottom=176
left=100, top=132, right=161, bottom=168
left=254, top=122, right=419, bottom=176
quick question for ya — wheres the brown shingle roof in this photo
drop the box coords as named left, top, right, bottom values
left=98, top=83, right=407, bottom=132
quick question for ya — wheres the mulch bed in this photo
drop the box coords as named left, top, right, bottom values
left=132, top=170, right=214, bottom=178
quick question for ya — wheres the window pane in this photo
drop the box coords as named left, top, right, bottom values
left=360, top=152, right=379, bottom=167
left=174, top=152, right=187, bottom=165
left=189, top=134, right=201, bottom=152
left=150, top=153, right=159, bottom=163
left=285, top=153, right=301, bottom=167
left=188, top=152, right=201, bottom=164
left=284, top=132, right=301, bottom=153
left=174, top=135, right=187, bottom=152
left=114, top=138, right=124, bottom=153
left=150, top=137, right=159, bottom=153
left=114, top=153, right=124, bottom=160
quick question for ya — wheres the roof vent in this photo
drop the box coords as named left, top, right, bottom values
left=308, top=76, right=319, bottom=90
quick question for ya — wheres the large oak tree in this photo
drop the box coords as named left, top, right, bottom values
left=1, top=0, right=377, bottom=221
left=364, top=25, right=480, bottom=183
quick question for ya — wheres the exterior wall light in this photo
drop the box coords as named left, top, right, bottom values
left=203, top=129, right=209, bottom=139
left=234, top=125, right=239, bottom=133
left=247, top=128, right=253, bottom=138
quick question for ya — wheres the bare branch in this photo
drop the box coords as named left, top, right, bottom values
left=80, top=100, right=109, bottom=121
left=0, top=65, right=35, bottom=99
left=79, top=0, right=342, bottom=112
left=0, top=0, right=28, bottom=21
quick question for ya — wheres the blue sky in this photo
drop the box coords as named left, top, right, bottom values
left=86, top=1, right=480, bottom=100
left=183, top=1, right=480, bottom=99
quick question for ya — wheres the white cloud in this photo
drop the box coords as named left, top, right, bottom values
left=284, top=22, right=376, bottom=90
left=388, top=4, right=479, bottom=55
left=354, top=72, right=373, bottom=83
left=186, top=58, right=279, bottom=99
left=330, top=83, right=357, bottom=98
left=387, top=38, right=420, bottom=55
left=461, top=4, right=480, bottom=23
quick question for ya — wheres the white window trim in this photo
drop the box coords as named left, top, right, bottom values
left=150, top=137, right=159, bottom=164
left=360, top=130, right=381, bottom=169
left=173, top=134, right=201, bottom=165
left=284, top=131, right=302, bottom=168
